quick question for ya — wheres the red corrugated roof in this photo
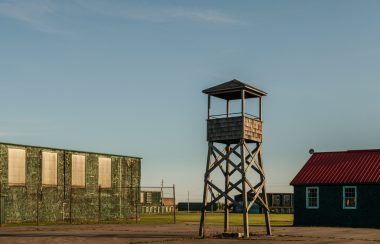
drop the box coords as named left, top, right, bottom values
left=290, top=149, right=380, bottom=185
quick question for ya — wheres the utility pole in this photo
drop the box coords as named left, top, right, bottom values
left=187, top=191, right=190, bottom=213
left=161, top=179, right=164, bottom=206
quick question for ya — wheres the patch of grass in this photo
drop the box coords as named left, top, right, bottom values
left=2, top=213, right=293, bottom=227
left=140, top=212, right=293, bottom=226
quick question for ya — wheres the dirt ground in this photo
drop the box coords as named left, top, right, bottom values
left=0, top=223, right=379, bottom=243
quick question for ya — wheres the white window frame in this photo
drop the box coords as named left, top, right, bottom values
left=8, top=148, right=26, bottom=185
left=272, top=194, right=281, bottom=206
left=306, top=186, right=319, bottom=209
left=146, top=192, right=152, bottom=204
left=343, top=186, right=357, bottom=209
left=42, top=151, right=58, bottom=186
left=283, top=194, right=292, bottom=207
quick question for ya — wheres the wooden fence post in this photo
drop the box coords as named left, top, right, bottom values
left=173, top=184, right=176, bottom=224
left=36, top=187, right=39, bottom=226
left=98, top=186, right=101, bottom=223
left=69, top=188, right=72, bottom=224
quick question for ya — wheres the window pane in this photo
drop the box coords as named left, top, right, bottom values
left=273, top=195, right=281, bottom=206
left=283, top=195, right=291, bottom=206
left=98, top=157, right=111, bottom=188
left=72, top=155, right=85, bottom=187
left=140, top=192, right=145, bottom=204
left=42, top=152, right=57, bottom=185
left=8, top=148, right=26, bottom=185
left=344, top=187, right=356, bottom=208
left=147, top=192, right=152, bottom=204
left=307, top=187, right=318, bottom=208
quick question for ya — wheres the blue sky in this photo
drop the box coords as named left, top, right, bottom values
left=1, top=0, right=380, bottom=202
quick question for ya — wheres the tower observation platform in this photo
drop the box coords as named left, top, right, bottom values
left=203, top=79, right=266, bottom=144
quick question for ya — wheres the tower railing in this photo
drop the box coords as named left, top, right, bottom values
left=209, top=112, right=260, bottom=120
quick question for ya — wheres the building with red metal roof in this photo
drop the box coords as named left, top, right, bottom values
left=290, top=149, right=380, bottom=228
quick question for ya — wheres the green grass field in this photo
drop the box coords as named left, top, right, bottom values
left=140, top=212, right=293, bottom=226
left=3, top=212, right=293, bottom=227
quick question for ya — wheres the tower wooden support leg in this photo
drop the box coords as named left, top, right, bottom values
left=224, top=145, right=230, bottom=232
left=240, top=140, right=249, bottom=238
left=199, top=143, right=212, bottom=238
left=264, top=207, right=271, bottom=235
left=258, top=150, right=272, bottom=235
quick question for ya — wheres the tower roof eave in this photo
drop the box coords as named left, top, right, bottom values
left=202, top=79, right=267, bottom=100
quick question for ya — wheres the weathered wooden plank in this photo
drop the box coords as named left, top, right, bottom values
left=207, top=117, right=262, bottom=143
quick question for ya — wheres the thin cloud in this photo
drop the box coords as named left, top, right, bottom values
left=0, top=1, right=243, bottom=33
left=167, top=7, right=242, bottom=24
left=77, top=1, right=243, bottom=25
left=0, top=0, right=63, bottom=33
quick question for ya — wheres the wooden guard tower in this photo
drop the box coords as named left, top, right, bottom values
left=199, top=79, right=271, bottom=238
